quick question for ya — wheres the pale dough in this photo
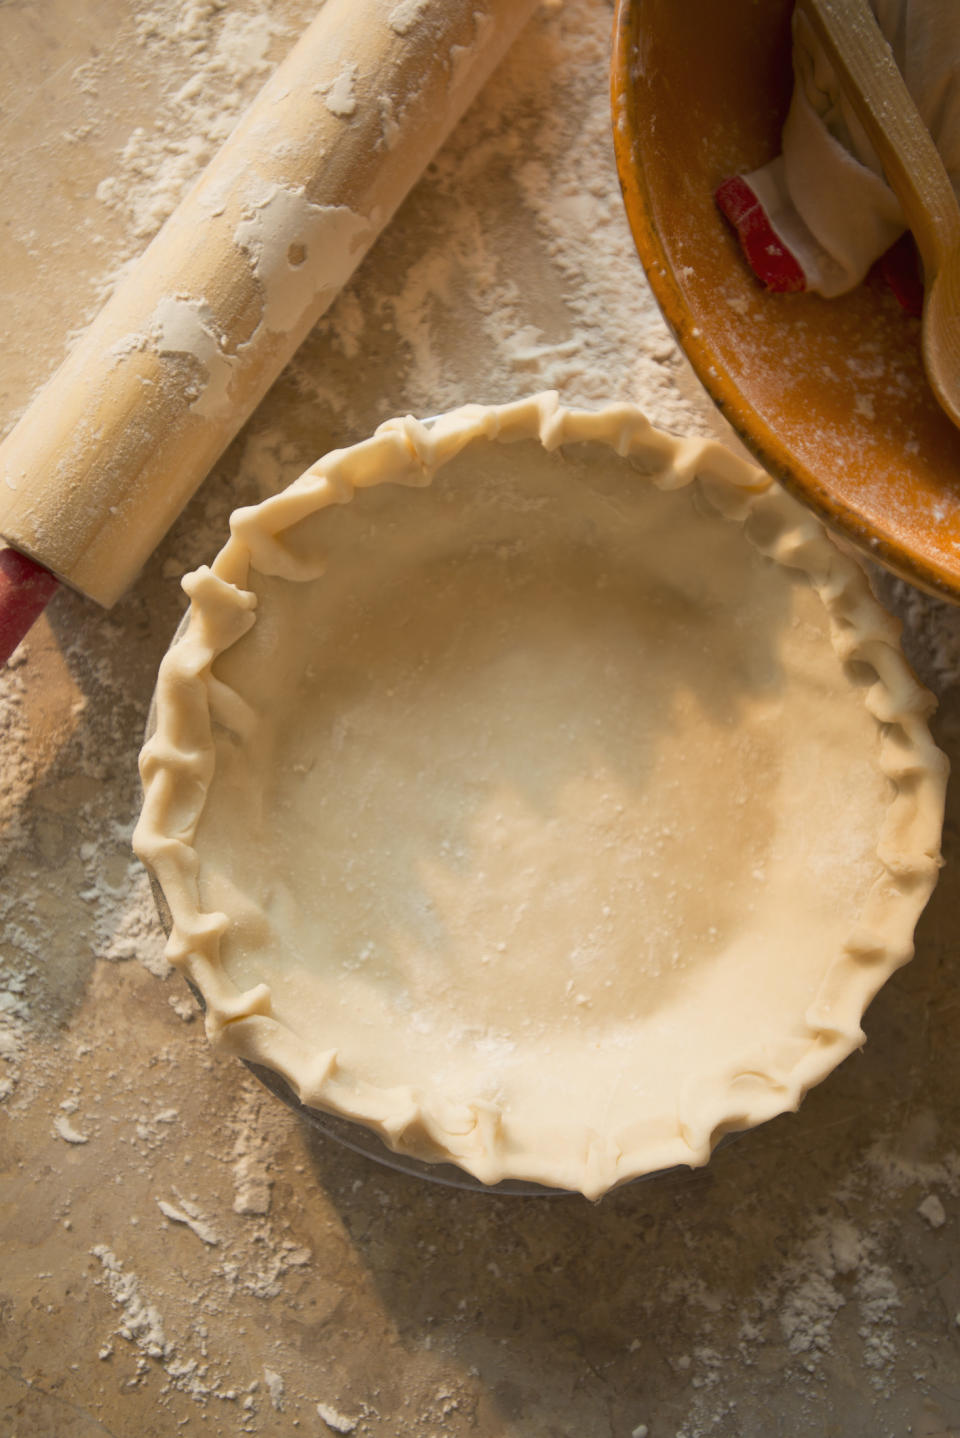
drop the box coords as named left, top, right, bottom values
left=134, top=395, right=947, bottom=1197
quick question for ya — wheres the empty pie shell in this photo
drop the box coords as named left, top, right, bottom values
left=134, top=394, right=948, bottom=1199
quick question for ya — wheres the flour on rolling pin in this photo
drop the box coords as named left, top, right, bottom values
left=0, top=0, right=538, bottom=610
left=232, top=188, right=372, bottom=338
left=150, top=191, right=372, bottom=420
left=151, top=299, right=240, bottom=422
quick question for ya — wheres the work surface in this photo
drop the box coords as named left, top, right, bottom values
left=2, top=2, right=960, bottom=1435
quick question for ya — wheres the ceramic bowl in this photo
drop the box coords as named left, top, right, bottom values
left=611, top=0, right=960, bottom=600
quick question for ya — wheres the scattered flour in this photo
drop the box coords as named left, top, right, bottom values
left=92, top=1245, right=171, bottom=1361
left=231, top=1082, right=275, bottom=1216
left=317, top=1401, right=358, bottom=1434
left=156, top=1195, right=221, bottom=1246
left=917, top=1193, right=948, bottom=1228
left=0, top=960, right=32, bottom=1101
left=856, top=1263, right=902, bottom=1375
left=83, top=851, right=171, bottom=977
left=91, top=1243, right=249, bottom=1404
left=263, top=1366, right=285, bottom=1411
left=779, top=1268, right=846, bottom=1362
left=168, top=990, right=197, bottom=1022
left=54, top=1114, right=90, bottom=1145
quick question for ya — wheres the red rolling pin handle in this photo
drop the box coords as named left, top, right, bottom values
left=0, top=547, right=58, bottom=667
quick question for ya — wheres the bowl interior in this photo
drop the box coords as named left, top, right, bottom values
left=612, top=0, right=960, bottom=599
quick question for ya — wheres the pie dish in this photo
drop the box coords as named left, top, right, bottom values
left=133, top=393, right=947, bottom=1199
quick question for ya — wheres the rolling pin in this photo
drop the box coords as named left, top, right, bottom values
left=0, top=0, right=538, bottom=664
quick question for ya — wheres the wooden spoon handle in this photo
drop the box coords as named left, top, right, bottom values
left=798, top=0, right=960, bottom=273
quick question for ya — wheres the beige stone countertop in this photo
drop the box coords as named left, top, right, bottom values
left=2, top=3, right=960, bottom=1435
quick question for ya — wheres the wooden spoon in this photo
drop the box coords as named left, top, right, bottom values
left=799, top=0, right=960, bottom=431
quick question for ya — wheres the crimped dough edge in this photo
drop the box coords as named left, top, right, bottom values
left=133, top=391, right=948, bottom=1199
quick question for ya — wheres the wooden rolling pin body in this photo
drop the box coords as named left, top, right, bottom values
left=0, top=0, right=536, bottom=606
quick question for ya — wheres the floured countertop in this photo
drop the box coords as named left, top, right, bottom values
left=2, top=1, right=960, bottom=1435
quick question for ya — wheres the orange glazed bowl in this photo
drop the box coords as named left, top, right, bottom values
left=612, top=0, right=960, bottom=601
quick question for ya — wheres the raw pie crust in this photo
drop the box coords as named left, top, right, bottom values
left=134, top=394, right=947, bottom=1199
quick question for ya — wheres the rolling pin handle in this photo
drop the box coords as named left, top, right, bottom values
left=0, top=547, right=59, bottom=667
